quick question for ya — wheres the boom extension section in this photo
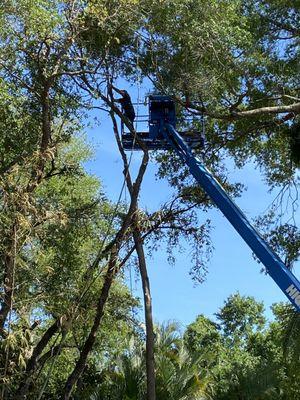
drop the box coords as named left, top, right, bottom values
left=163, top=123, right=300, bottom=311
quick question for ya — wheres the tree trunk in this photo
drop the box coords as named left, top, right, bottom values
left=0, top=223, right=17, bottom=334
left=63, top=254, right=118, bottom=400
left=40, top=87, right=51, bottom=152
left=133, top=227, right=156, bottom=400
left=15, top=319, right=61, bottom=399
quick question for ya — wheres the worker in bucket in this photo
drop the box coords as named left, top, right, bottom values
left=112, top=86, right=136, bottom=124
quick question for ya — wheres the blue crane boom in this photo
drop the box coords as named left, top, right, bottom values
left=164, top=123, right=300, bottom=311
left=122, top=95, right=300, bottom=311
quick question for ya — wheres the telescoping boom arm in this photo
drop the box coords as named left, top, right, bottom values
left=163, top=123, right=300, bottom=312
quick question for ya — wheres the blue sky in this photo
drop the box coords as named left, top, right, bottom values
left=84, top=82, right=299, bottom=327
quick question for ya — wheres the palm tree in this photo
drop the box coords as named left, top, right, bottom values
left=89, top=322, right=212, bottom=400
left=90, top=336, right=145, bottom=400
left=155, top=322, right=212, bottom=400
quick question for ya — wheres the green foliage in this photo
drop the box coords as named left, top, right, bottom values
left=80, top=0, right=141, bottom=60
left=216, top=293, right=265, bottom=341
left=185, top=294, right=300, bottom=400
left=0, top=133, right=139, bottom=397
left=184, top=315, right=221, bottom=355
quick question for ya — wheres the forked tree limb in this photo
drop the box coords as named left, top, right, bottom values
left=62, top=102, right=149, bottom=399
